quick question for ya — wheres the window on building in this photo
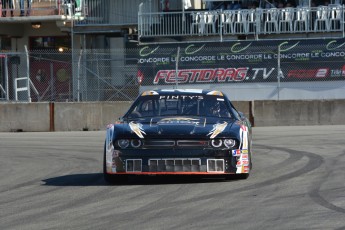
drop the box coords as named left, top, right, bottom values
left=0, top=36, right=11, bottom=51
left=29, top=36, right=71, bottom=51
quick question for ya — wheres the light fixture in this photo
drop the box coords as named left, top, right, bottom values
left=31, top=22, right=41, bottom=29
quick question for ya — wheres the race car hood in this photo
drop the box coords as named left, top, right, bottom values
left=115, top=116, right=239, bottom=139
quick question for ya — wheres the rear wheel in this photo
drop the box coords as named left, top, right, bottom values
left=103, top=142, right=128, bottom=184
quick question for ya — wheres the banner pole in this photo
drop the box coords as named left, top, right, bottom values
left=175, top=46, right=180, bottom=89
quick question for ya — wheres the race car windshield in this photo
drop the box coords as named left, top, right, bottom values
left=127, top=94, right=232, bottom=119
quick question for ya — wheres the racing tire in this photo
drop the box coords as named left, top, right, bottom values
left=224, top=173, right=249, bottom=180
left=103, top=142, right=128, bottom=184
left=235, top=173, right=250, bottom=180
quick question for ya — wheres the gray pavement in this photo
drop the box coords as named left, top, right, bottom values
left=0, top=126, right=344, bottom=230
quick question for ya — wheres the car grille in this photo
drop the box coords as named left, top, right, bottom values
left=125, top=158, right=225, bottom=173
left=144, top=140, right=175, bottom=147
left=149, top=158, right=201, bottom=172
left=144, top=139, right=209, bottom=148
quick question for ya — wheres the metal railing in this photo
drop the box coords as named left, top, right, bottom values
left=138, top=5, right=345, bottom=40
left=0, top=0, right=87, bottom=17
left=74, top=0, right=145, bottom=26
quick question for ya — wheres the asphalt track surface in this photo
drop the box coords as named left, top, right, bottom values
left=0, top=126, right=345, bottom=230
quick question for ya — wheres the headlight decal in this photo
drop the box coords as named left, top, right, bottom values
left=208, top=122, right=228, bottom=139
left=129, top=121, right=146, bottom=138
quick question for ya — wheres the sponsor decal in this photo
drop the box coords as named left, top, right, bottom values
left=279, top=41, right=300, bottom=52
left=241, top=154, right=249, bottom=160
left=129, top=122, right=146, bottom=138
left=315, top=69, right=328, bottom=78
left=185, top=44, right=206, bottom=55
left=157, top=117, right=201, bottom=125
left=231, top=42, right=252, bottom=53
left=326, top=40, right=345, bottom=50
left=151, top=67, right=279, bottom=84
left=159, top=95, right=203, bottom=100
left=287, top=68, right=329, bottom=78
left=242, top=160, right=250, bottom=166
left=153, top=68, right=249, bottom=84
left=331, top=66, right=345, bottom=77
left=139, top=46, right=160, bottom=57
left=236, top=160, right=249, bottom=167
left=232, top=149, right=241, bottom=156
left=232, top=149, right=248, bottom=156
left=243, top=166, right=250, bottom=173
left=208, top=122, right=228, bottom=139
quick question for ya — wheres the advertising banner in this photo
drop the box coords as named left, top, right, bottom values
left=127, top=38, right=345, bottom=86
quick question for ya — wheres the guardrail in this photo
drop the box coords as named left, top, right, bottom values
left=138, top=5, right=345, bottom=40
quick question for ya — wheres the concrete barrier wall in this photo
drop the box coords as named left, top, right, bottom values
left=0, top=103, right=50, bottom=132
left=253, top=100, right=345, bottom=126
left=1, top=100, right=345, bottom=132
left=54, top=102, right=133, bottom=131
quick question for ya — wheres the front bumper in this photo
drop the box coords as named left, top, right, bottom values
left=105, top=148, right=250, bottom=175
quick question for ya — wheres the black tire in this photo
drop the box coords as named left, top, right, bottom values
left=103, top=141, right=128, bottom=184
left=225, top=173, right=249, bottom=180
left=235, top=173, right=250, bottom=180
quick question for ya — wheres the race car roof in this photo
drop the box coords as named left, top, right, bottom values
left=141, top=89, right=224, bottom=97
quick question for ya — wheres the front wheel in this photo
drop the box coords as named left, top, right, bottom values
left=103, top=142, right=128, bottom=184
left=225, top=173, right=249, bottom=180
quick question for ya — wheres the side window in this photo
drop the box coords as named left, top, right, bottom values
left=219, top=101, right=231, bottom=118
left=140, top=100, right=152, bottom=112
left=140, top=99, right=158, bottom=116
left=228, top=100, right=240, bottom=120
left=127, top=98, right=158, bottom=118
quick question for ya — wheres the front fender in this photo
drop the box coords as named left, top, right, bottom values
left=105, top=124, right=115, bottom=173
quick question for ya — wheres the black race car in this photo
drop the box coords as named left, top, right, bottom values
left=104, top=89, right=252, bottom=183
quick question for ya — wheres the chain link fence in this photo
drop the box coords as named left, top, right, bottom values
left=0, top=49, right=140, bottom=102
left=1, top=39, right=345, bottom=102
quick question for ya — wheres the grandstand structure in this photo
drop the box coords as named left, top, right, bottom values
left=137, top=1, right=345, bottom=43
